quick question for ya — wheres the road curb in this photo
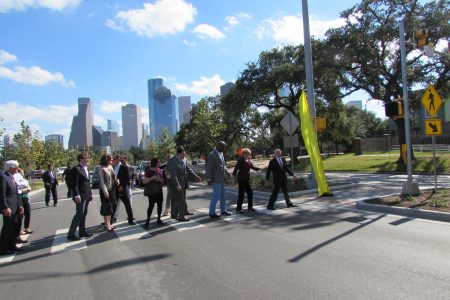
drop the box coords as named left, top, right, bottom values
left=355, top=198, right=450, bottom=223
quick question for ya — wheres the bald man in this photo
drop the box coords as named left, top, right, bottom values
left=265, top=149, right=298, bottom=210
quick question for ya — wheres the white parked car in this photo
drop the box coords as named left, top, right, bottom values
left=56, top=167, right=67, bottom=178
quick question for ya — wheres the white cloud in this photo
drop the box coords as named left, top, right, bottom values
left=106, top=0, right=197, bottom=38
left=174, top=74, right=225, bottom=95
left=94, top=114, right=107, bottom=129
left=141, top=108, right=149, bottom=125
left=0, top=102, right=77, bottom=142
left=0, top=50, right=17, bottom=64
left=0, top=65, right=75, bottom=87
left=192, top=24, right=226, bottom=40
left=183, top=39, right=196, bottom=47
left=256, top=15, right=345, bottom=45
left=99, top=100, right=128, bottom=113
left=0, top=0, right=81, bottom=13
left=225, top=16, right=239, bottom=27
left=225, top=12, right=251, bottom=29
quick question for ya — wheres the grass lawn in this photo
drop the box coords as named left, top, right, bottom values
left=293, top=152, right=450, bottom=174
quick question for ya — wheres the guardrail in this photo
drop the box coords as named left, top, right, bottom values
left=391, top=144, right=450, bottom=152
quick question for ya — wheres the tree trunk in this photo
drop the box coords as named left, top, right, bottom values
left=394, top=118, right=415, bottom=165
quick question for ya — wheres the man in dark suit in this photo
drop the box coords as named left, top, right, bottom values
left=167, top=146, right=201, bottom=222
left=0, top=160, right=24, bottom=255
left=42, top=163, right=58, bottom=207
left=67, top=153, right=93, bottom=241
left=112, top=154, right=136, bottom=225
left=265, top=149, right=298, bottom=210
left=62, top=164, right=72, bottom=198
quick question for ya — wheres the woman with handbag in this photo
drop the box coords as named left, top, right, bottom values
left=98, top=154, right=116, bottom=231
left=143, top=157, right=165, bottom=228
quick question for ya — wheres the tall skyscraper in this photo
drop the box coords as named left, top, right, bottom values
left=45, top=134, right=64, bottom=147
left=107, top=119, right=120, bottom=134
left=102, top=131, right=119, bottom=151
left=178, top=96, right=192, bottom=126
left=3, top=135, right=11, bottom=147
left=92, top=126, right=104, bottom=147
left=121, top=104, right=142, bottom=150
left=148, top=78, right=178, bottom=142
left=68, top=98, right=93, bottom=149
left=220, top=82, right=235, bottom=97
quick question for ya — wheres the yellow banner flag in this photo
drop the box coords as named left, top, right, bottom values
left=299, top=89, right=330, bottom=195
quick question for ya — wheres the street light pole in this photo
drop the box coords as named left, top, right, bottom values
left=302, top=0, right=317, bottom=188
left=399, top=20, right=420, bottom=195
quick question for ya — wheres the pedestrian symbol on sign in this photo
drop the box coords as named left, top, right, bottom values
left=421, top=84, right=442, bottom=117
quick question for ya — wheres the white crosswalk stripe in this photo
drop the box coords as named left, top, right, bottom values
left=0, top=233, right=29, bottom=264
left=3, top=201, right=355, bottom=264
left=51, top=228, right=87, bottom=254
left=113, top=221, right=150, bottom=242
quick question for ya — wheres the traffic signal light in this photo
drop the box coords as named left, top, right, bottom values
left=415, top=29, right=429, bottom=48
left=385, top=99, right=404, bottom=118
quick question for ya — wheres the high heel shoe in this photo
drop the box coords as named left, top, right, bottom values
left=104, top=226, right=114, bottom=232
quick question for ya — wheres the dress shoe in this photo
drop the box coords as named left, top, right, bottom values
left=221, top=211, right=232, bottom=216
left=10, top=247, right=24, bottom=252
left=170, top=216, right=177, bottom=219
left=79, top=232, right=93, bottom=238
left=177, top=218, right=189, bottom=222
left=157, top=220, right=165, bottom=225
left=128, top=220, right=137, bottom=225
left=209, top=214, right=220, bottom=218
left=267, top=206, right=276, bottom=210
left=67, top=235, right=80, bottom=241
left=236, top=210, right=244, bottom=214
left=185, top=212, right=194, bottom=216
left=287, top=203, right=298, bottom=208
left=248, top=208, right=256, bottom=212
left=16, top=239, right=27, bottom=244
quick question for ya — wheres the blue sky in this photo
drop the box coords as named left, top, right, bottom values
left=0, top=0, right=384, bottom=147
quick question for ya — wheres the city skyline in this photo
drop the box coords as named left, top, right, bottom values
left=0, top=0, right=396, bottom=148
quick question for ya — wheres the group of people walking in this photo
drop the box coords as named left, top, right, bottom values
left=0, top=142, right=299, bottom=255
left=0, top=160, right=32, bottom=255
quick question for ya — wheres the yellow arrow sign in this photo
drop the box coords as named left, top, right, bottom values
left=425, top=119, right=442, bottom=135
left=421, top=85, right=442, bottom=117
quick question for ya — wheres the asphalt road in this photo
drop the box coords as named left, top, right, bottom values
left=1, top=179, right=450, bottom=299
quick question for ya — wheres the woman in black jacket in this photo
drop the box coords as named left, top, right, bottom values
left=232, top=148, right=260, bottom=213
left=143, top=157, right=165, bottom=228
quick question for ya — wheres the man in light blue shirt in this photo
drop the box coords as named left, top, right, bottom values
left=206, top=141, right=231, bottom=218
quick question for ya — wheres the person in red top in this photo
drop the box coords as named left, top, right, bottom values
left=232, top=148, right=260, bottom=213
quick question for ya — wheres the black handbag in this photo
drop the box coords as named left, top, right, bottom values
left=144, top=181, right=160, bottom=196
left=100, top=202, right=112, bottom=216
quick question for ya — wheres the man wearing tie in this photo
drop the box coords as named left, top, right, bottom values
left=266, top=149, right=298, bottom=210
left=67, top=153, right=93, bottom=241
left=43, top=164, right=58, bottom=207
left=167, top=146, right=201, bottom=222
left=0, top=160, right=24, bottom=255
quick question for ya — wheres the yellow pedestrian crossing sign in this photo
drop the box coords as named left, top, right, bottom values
left=421, top=85, right=442, bottom=117
left=425, top=119, right=442, bottom=135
